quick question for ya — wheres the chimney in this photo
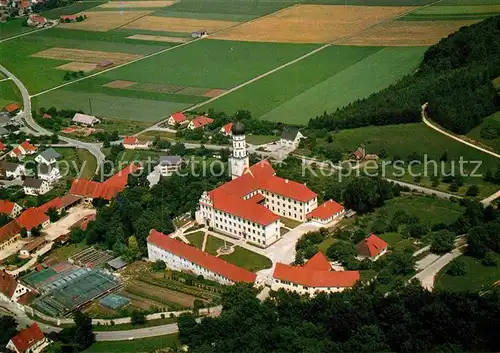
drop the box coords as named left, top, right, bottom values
left=285, top=179, right=289, bottom=183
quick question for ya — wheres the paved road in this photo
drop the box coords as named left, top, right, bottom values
left=94, top=323, right=180, bottom=341
left=0, top=64, right=105, bottom=173
left=387, top=178, right=460, bottom=200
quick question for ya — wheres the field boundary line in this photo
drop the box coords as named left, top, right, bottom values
left=0, top=26, right=52, bottom=43
left=182, top=1, right=442, bottom=114
left=111, top=9, right=155, bottom=31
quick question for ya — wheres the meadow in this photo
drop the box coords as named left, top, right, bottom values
left=466, top=112, right=500, bottom=153
left=41, top=1, right=106, bottom=19
left=402, top=3, right=500, bottom=20
left=0, top=80, right=22, bottom=107
left=204, top=45, right=425, bottom=122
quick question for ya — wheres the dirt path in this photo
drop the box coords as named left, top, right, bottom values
left=201, top=232, right=208, bottom=252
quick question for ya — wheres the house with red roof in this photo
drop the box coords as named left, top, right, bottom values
left=27, top=15, right=48, bottom=27
left=6, top=323, right=49, bottom=353
left=271, top=252, right=359, bottom=296
left=3, top=103, right=20, bottom=116
left=123, top=136, right=151, bottom=150
left=0, top=270, right=31, bottom=303
left=16, top=207, right=50, bottom=235
left=356, top=234, right=389, bottom=261
left=220, top=122, right=233, bottom=136
left=306, top=199, right=345, bottom=225
left=167, top=112, right=187, bottom=126
left=8, top=140, right=38, bottom=159
left=0, top=200, right=23, bottom=218
left=147, top=230, right=256, bottom=285
left=0, top=221, right=22, bottom=251
left=70, top=164, right=140, bottom=201
left=42, top=113, right=52, bottom=119
left=187, top=115, right=214, bottom=130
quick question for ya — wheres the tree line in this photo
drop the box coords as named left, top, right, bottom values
left=308, top=16, right=500, bottom=135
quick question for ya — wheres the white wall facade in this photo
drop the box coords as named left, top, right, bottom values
left=147, top=242, right=234, bottom=285
left=159, top=164, right=181, bottom=176
left=6, top=165, right=26, bottom=179
left=229, top=134, right=248, bottom=179
left=309, top=209, right=345, bottom=225
left=24, top=182, right=52, bottom=196
left=38, top=167, right=61, bottom=183
left=271, top=278, right=348, bottom=296
left=263, top=190, right=317, bottom=222
left=7, top=336, right=49, bottom=353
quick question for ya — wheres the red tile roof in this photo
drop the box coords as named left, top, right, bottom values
left=148, top=230, right=256, bottom=283
left=60, top=15, right=78, bottom=20
left=190, top=115, right=214, bottom=129
left=37, top=198, right=64, bottom=214
left=273, top=263, right=359, bottom=288
left=20, top=140, right=37, bottom=153
left=16, top=208, right=49, bottom=231
left=0, top=269, right=18, bottom=298
left=4, top=103, right=19, bottom=113
left=30, top=15, right=47, bottom=24
left=0, top=200, right=17, bottom=215
left=307, top=200, right=344, bottom=220
left=70, top=164, right=140, bottom=200
left=42, top=113, right=52, bottom=119
left=222, top=122, right=232, bottom=134
left=123, top=136, right=138, bottom=145
left=357, top=234, right=388, bottom=258
left=302, top=252, right=331, bottom=271
left=0, top=220, right=21, bottom=245
left=170, top=112, right=186, bottom=123
left=0, top=141, right=5, bottom=151
left=59, top=194, right=82, bottom=207
left=17, top=290, right=37, bottom=305
left=10, top=147, right=21, bottom=157
left=204, top=160, right=316, bottom=225
left=9, top=323, right=45, bottom=353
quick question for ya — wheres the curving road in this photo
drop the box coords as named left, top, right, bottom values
left=0, top=65, right=105, bottom=173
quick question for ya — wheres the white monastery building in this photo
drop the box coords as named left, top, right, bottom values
left=147, top=230, right=256, bottom=285
left=272, top=252, right=360, bottom=296
left=196, top=122, right=329, bottom=247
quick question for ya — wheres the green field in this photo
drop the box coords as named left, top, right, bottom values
left=402, top=3, right=500, bottom=20
left=41, top=1, right=106, bottom=19
left=204, top=46, right=426, bottom=123
left=435, top=254, right=500, bottom=292
left=220, top=246, right=272, bottom=272
left=84, top=334, right=179, bottom=353
left=153, top=0, right=294, bottom=21
left=466, top=111, right=500, bottom=153
left=0, top=80, right=22, bottom=108
left=0, top=18, right=36, bottom=39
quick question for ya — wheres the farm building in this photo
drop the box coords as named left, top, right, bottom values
left=3, top=103, right=20, bottom=116
left=107, top=256, right=127, bottom=271
left=123, top=136, right=151, bottom=150
left=0, top=269, right=31, bottom=302
left=97, top=60, right=113, bottom=69
left=356, top=234, right=388, bottom=262
left=16, top=207, right=50, bottom=235
left=272, top=252, right=359, bottom=296
left=60, top=15, right=78, bottom=22
left=187, top=115, right=214, bottom=130
left=0, top=221, right=22, bottom=251
left=72, top=113, right=100, bottom=126
left=167, top=112, right=187, bottom=126
left=19, top=237, right=47, bottom=258
left=6, top=323, right=50, bottom=353
left=27, top=15, right=47, bottom=27
left=306, top=200, right=345, bottom=225
left=0, top=200, right=22, bottom=218
left=147, top=229, right=257, bottom=285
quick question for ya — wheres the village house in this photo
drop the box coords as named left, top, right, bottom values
left=0, top=221, right=22, bottom=251
left=0, top=200, right=23, bottom=218
left=37, top=163, right=61, bottom=183
left=72, top=113, right=100, bottom=126
left=3, top=103, right=20, bottom=116
left=26, top=15, right=47, bottom=27
left=280, top=127, right=304, bottom=149
left=16, top=207, right=50, bottom=235
left=306, top=199, right=345, bottom=225
left=187, top=115, right=214, bottom=130
left=220, top=122, right=233, bottom=136
left=271, top=252, right=360, bottom=296
left=9, top=140, right=37, bottom=159
left=0, top=161, right=26, bottom=179
left=167, top=112, right=187, bottom=126
left=123, top=136, right=151, bottom=150
left=35, top=148, right=62, bottom=165
left=23, top=177, right=52, bottom=196
left=6, top=323, right=50, bottom=353
left=19, top=237, right=47, bottom=258
left=356, top=234, right=389, bottom=261
left=158, top=155, right=182, bottom=176
left=147, top=229, right=256, bottom=285
left=0, top=269, right=31, bottom=303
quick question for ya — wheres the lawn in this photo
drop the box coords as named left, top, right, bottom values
left=280, top=216, right=302, bottom=229
left=186, top=231, right=205, bottom=249
left=153, top=0, right=294, bottom=21
left=205, top=46, right=426, bottom=123
left=119, top=149, right=162, bottom=163
left=317, top=236, right=337, bottom=253
left=53, top=147, right=97, bottom=179
left=100, top=40, right=318, bottom=89
left=245, top=134, right=279, bottom=145
left=435, top=254, right=500, bottom=292
left=0, top=80, right=21, bottom=108
left=84, top=334, right=179, bottom=353
left=205, top=235, right=232, bottom=255
left=466, top=111, right=500, bottom=154
left=220, top=246, right=272, bottom=272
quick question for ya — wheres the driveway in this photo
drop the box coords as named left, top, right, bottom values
left=42, top=206, right=96, bottom=241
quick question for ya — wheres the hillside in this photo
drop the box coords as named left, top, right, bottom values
left=309, top=15, right=500, bottom=134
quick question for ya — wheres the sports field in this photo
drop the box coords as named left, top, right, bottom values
left=206, top=46, right=426, bottom=123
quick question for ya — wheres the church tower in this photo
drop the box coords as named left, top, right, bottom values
left=229, top=121, right=249, bottom=179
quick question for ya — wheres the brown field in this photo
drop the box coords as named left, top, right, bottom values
left=203, top=89, right=227, bottom=98
left=55, top=61, right=97, bottom=72
left=134, top=82, right=184, bottom=93
left=32, top=47, right=143, bottom=64
left=211, top=4, right=413, bottom=44
left=58, top=10, right=151, bottom=31
left=124, top=15, right=239, bottom=33
left=125, top=280, right=204, bottom=308
left=343, top=20, right=480, bottom=46
left=103, top=80, right=137, bottom=88
left=98, top=1, right=174, bottom=8
left=127, top=34, right=189, bottom=43
left=176, top=86, right=212, bottom=96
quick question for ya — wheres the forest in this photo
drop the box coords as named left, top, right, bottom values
left=178, top=282, right=500, bottom=353
left=309, top=16, right=500, bottom=135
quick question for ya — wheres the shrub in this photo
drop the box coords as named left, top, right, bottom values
left=465, top=185, right=479, bottom=197
left=431, top=230, right=456, bottom=254
left=160, top=313, right=165, bottom=319
left=131, top=310, right=146, bottom=325
left=481, top=252, right=497, bottom=266
left=446, top=259, right=467, bottom=276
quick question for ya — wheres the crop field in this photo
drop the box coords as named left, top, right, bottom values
left=212, top=5, right=414, bottom=43
left=97, top=1, right=176, bottom=9
left=32, top=47, right=143, bottom=64
left=124, top=15, right=239, bottom=33
left=402, top=4, right=500, bottom=20
left=58, top=10, right=153, bottom=31
left=40, top=1, right=106, bottom=19
left=205, top=45, right=425, bottom=122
